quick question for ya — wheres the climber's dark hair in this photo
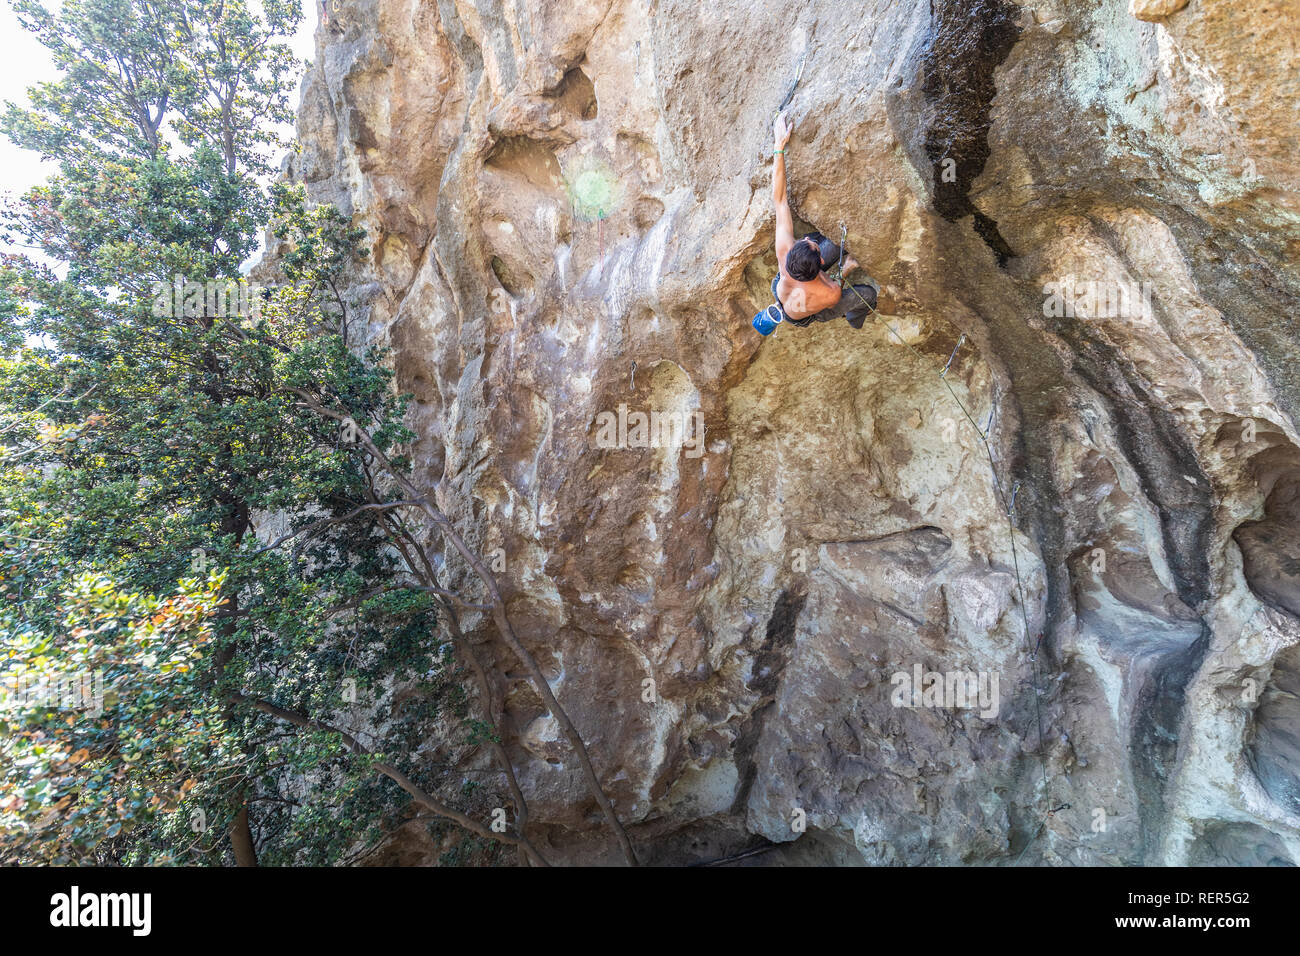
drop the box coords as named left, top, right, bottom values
left=785, top=240, right=821, bottom=282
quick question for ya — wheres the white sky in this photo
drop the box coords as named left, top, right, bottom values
left=0, top=0, right=319, bottom=213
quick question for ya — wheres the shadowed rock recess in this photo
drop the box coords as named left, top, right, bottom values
left=288, top=0, right=1300, bottom=864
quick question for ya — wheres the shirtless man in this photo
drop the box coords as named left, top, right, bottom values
left=769, top=110, right=878, bottom=329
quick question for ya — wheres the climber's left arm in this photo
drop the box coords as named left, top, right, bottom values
left=772, top=111, right=794, bottom=269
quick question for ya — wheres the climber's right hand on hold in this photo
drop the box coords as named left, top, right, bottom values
left=773, top=110, right=792, bottom=150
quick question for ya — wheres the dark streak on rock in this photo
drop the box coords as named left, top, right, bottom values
left=748, top=587, right=807, bottom=697
left=918, top=0, right=1021, bottom=264
left=731, top=587, right=807, bottom=815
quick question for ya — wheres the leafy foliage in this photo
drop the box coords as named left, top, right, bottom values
left=1, top=573, right=228, bottom=863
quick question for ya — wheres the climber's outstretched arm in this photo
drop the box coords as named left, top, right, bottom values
left=772, top=111, right=794, bottom=269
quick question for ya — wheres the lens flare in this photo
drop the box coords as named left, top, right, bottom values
left=565, top=156, right=620, bottom=222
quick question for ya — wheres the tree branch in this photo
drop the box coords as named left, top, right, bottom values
left=289, top=387, right=639, bottom=865
left=232, top=693, right=549, bottom=867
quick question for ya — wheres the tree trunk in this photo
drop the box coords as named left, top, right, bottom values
left=231, top=804, right=258, bottom=866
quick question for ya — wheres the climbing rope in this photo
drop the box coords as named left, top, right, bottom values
left=1012, top=803, right=1071, bottom=865
left=597, top=209, right=606, bottom=277
left=764, top=26, right=1056, bottom=857
left=837, top=272, right=1057, bottom=861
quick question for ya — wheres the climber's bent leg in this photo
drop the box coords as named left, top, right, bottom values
left=802, top=231, right=843, bottom=272
left=841, top=283, right=878, bottom=330
left=817, top=236, right=844, bottom=272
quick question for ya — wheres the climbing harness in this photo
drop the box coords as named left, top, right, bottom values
left=838, top=278, right=1058, bottom=862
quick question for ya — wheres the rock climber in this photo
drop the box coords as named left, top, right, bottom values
left=755, top=110, right=879, bottom=335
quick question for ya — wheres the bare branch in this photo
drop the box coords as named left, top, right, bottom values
left=364, top=495, right=537, bottom=865
left=252, top=499, right=425, bottom=557
left=232, top=693, right=550, bottom=867
left=288, top=386, right=639, bottom=865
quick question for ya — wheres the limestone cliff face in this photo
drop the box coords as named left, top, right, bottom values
left=289, top=0, right=1300, bottom=865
